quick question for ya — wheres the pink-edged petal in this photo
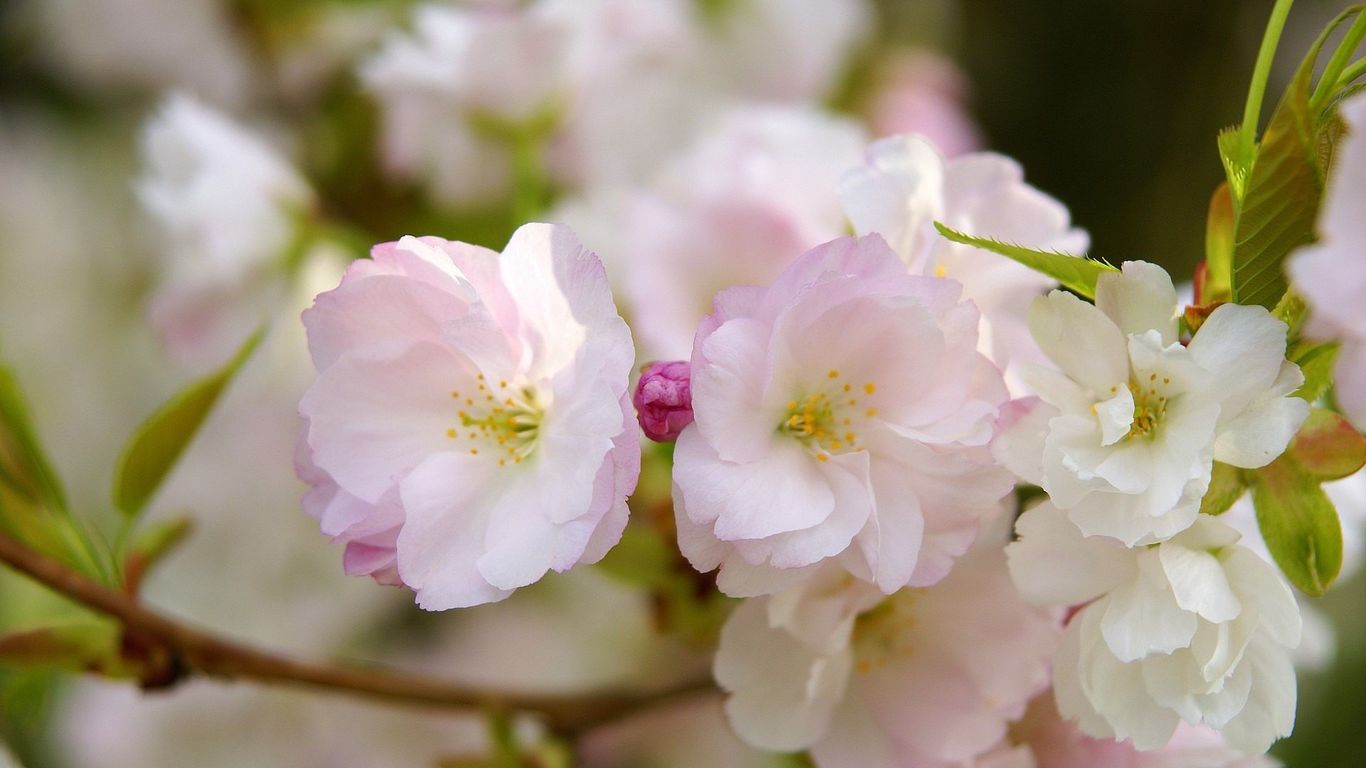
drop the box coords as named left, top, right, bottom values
left=396, top=452, right=512, bottom=610
left=300, top=341, right=472, bottom=503
left=673, top=426, right=835, bottom=541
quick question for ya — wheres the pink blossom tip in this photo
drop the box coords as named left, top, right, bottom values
left=633, top=360, right=693, bottom=442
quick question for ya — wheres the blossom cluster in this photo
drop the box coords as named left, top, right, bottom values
left=112, top=1, right=1366, bottom=765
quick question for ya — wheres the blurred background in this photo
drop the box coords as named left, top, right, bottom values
left=0, top=0, right=1361, bottom=765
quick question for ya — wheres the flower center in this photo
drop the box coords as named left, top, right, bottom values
left=446, top=374, right=543, bottom=467
left=1125, top=372, right=1172, bottom=440
left=779, top=369, right=878, bottom=461
left=853, top=591, right=918, bottom=673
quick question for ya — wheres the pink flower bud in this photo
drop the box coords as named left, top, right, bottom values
left=634, top=360, right=693, bottom=442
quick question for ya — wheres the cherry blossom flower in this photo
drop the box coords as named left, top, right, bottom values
left=1288, top=91, right=1366, bottom=431
left=1008, top=505, right=1301, bottom=754
left=361, top=2, right=568, bottom=206
left=137, top=93, right=313, bottom=364
left=840, top=135, right=1088, bottom=391
left=673, top=234, right=1013, bottom=596
left=298, top=224, right=639, bottom=609
left=626, top=105, right=867, bottom=358
left=713, top=530, right=1059, bottom=766
left=994, top=261, right=1309, bottom=545
left=362, top=0, right=706, bottom=207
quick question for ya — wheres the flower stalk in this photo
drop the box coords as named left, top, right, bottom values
left=0, top=529, right=711, bottom=736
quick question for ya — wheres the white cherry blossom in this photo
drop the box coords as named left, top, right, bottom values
left=995, top=261, right=1309, bottom=545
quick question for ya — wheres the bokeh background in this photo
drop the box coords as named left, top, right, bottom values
left=0, top=0, right=1361, bottom=765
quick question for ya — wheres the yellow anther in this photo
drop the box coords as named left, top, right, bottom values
left=446, top=428, right=456, bottom=438
left=828, top=369, right=841, bottom=379
left=864, top=383, right=876, bottom=394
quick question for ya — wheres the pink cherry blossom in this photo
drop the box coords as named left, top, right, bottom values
left=625, top=105, right=866, bottom=358
left=840, top=135, right=1088, bottom=394
left=298, top=224, right=639, bottom=609
left=673, top=234, right=1014, bottom=597
left=137, top=93, right=313, bottom=366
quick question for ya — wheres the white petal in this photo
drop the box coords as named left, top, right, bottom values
left=1159, top=541, right=1242, bottom=624
left=839, top=134, right=946, bottom=266
left=1213, top=363, right=1309, bottom=469
left=1220, top=636, right=1297, bottom=755
left=1101, top=549, right=1197, bottom=662
left=1028, top=291, right=1129, bottom=393
left=1007, top=503, right=1135, bottom=607
left=1094, top=260, right=1180, bottom=345
left=715, top=598, right=850, bottom=751
left=991, top=397, right=1057, bottom=486
left=1187, top=304, right=1289, bottom=422
left=1095, top=385, right=1136, bottom=447
left=1222, top=547, right=1302, bottom=650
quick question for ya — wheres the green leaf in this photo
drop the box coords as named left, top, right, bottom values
left=1231, top=71, right=1321, bottom=309
left=1252, top=456, right=1344, bottom=597
left=1230, top=9, right=1357, bottom=310
left=0, top=363, right=67, bottom=513
left=0, top=621, right=119, bottom=671
left=1217, top=127, right=1253, bottom=205
left=113, top=328, right=265, bottom=519
left=1286, top=408, right=1366, bottom=480
left=933, top=222, right=1117, bottom=300
left=1200, top=462, right=1248, bottom=517
left=122, top=517, right=194, bottom=594
left=1289, top=341, right=1339, bottom=402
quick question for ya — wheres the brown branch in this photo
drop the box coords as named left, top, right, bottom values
left=0, top=530, right=712, bottom=735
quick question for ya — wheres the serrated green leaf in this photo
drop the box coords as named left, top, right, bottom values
left=1286, top=408, right=1366, bottom=480
left=933, top=222, right=1117, bottom=300
left=1252, top=456, right=1344, bottom=596
left=1231, top=8, right=1358, bottom=310
left=0, top=363, right=67, bottom=513
left=1231, top=73, right=1320, bottom=309
left=1217, top=127, right=1252, bottom=205
left=113, top=328, right=265, bottom=519
left=1200, top=462, right=1248, bottom=517
left=1290, top=340, right=1340, bottom=402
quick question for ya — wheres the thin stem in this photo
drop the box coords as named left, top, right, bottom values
left=1241, top=0, right=1297, bottom=158
left=1313, top=10, right=1366, bottom=108
left=0, top=530, right=712, bottom=735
